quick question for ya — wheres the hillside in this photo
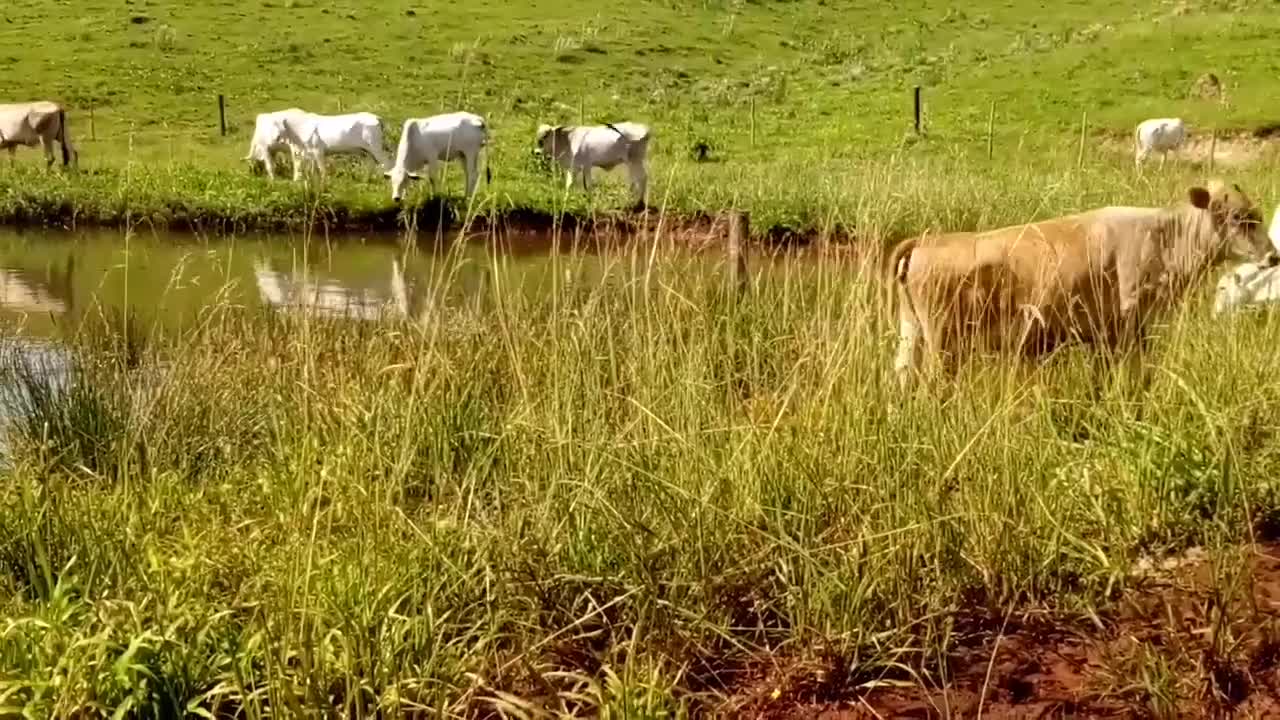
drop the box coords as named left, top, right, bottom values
left=2, top=0, right=1280, bottom=232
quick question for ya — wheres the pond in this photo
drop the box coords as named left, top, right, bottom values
left=0, top=225, right=666, bottom=447
left=0, top=226, right=614, bottom=339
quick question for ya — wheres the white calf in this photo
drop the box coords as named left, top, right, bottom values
left=535, top=122, right=651, bottom=203
left=1213, top=256, right=1280, bottom=315
left=385, top=112, right=490, bottom=202
left=278, top=111, right=391, bottom=181
left=1134, top=117, right=1186, bottom=169
left=244, top=108, right=307, bottom=180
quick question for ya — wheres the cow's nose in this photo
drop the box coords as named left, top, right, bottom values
left=392, top=196, right=401, bottom=204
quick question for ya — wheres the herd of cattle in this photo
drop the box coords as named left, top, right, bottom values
left=1, top=100, right=653, bottom=203
left=6, top=100, right=1280, bottom=387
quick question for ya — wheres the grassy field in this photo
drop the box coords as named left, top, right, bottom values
left=3, top=0, right=1280, bottom=235
left=3, top=228, right=1280, bottom=715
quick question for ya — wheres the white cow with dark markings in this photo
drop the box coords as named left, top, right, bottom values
left=385, top=111, right=490, bottom=202
left=1134, top=117, right=1187, bottom=170
left=0, top=101, right=78, bottom=168
left=535, top=122, right=651, bottom=203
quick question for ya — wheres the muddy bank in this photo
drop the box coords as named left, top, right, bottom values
left=720, top=540, right=1280, bottom=718
left=0, top=194, right=852, bottom=249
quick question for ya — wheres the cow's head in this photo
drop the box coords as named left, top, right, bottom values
left=385, top=167, right=421, bottom=203
left=1189, top=180, right=1271, bottom=262
left=534, top=124, right=565, bottom=157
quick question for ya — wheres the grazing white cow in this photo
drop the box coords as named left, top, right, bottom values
left=244, top=108, right=309, bottom=180
left=385, top=112, right=490, bottom=202
left=245, top=109, right=389, bottom=181
left=1213, top=255, right=1280, bottom=315
left=284, top=111, right=390, bottom=180
left=1134, top=117, right=1187, bottom=169
left=0, top=101, right=77, bottom=168
left=535, top=122, right=651, bottom=202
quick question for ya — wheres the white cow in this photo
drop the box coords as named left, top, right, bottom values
left=244, top=108, right=308, bottom=180
left=1134, top=117, right=1187, bottom=169
left=535, top=122, right=651, bottom=203
left=245, top=109, right=390, bottom=181
left=1213, top=255, right=1280, bottom=315
left=385, top=112, right=490, bottom=202
left=0, top=101, right=78, bottom=168
left=285, top=111, right=391, bottom=180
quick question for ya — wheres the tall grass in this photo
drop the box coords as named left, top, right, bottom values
left=4, top=198, right=1280, bottom=715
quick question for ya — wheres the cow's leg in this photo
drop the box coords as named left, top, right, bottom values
left=425, top=159, right=442, bottom=195
left=579, top=165, right=593, bottom=192
left=629, top=161, right=648, bottom=205
left=1135, top=148, right=1148, bottom=171
left=310, top=149, right=327, bottom=182
left=262, top=150, right=276, bottom=180
left=462, top=153, right=479, bottom=198
left=1158, top=151, right=1167, bottom=170
left=6, top=146, right=15, bottom=167
left=40, top=138, right=56, bottom=169
left=291, top=147, right=304, bottom=182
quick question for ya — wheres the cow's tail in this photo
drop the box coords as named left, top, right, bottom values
left=607, top=123, right=651, bottom=163
left=884, top=237, right=919, bottom=321
left=56, top=108, right=72, bottom=167
left=479, top=117, right=493, bottom=185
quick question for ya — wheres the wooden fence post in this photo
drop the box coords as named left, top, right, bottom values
left=218, top=94, right=227, bottom=137
left=1076, top=111, right=1088, bottom=169
left=89, top=105, right=96, bottom=141
left=914, top=86, right=922, bottom=135
left=1208, top=130, right=1217, bottom=173
left=728, top=210, right=750, bottom=296
left=749, top=96, right=756, bottom=147
left=986, top=101, right=995, bottom=160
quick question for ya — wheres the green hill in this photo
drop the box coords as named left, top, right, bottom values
left=3, top=0, right=1279, bottom=234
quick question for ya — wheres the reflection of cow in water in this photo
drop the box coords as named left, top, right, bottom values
left=254, top=257, right=441, bottom=322
left=253, top=255, right=498, bottom=324
left=254, top=258, right=394, bottom=320
left=0, top=257, right=75, bottom=316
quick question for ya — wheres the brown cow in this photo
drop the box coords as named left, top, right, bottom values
left=0, top=101, right=78, bottom=168
left=888, top=181, right=1275, bottom=389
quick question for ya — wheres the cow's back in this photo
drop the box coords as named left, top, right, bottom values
left=903, top=211, right=1143, bottom=355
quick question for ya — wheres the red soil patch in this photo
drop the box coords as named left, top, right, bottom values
left=720, top=543, right=1280, bottom=719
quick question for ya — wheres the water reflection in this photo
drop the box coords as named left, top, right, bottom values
left=253, top=257, right=400, bottom=321
left=0, top=257, right=75, bottom=316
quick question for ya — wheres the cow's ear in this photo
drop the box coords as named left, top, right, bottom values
left=1188, top=186, right=1212, bottom=209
